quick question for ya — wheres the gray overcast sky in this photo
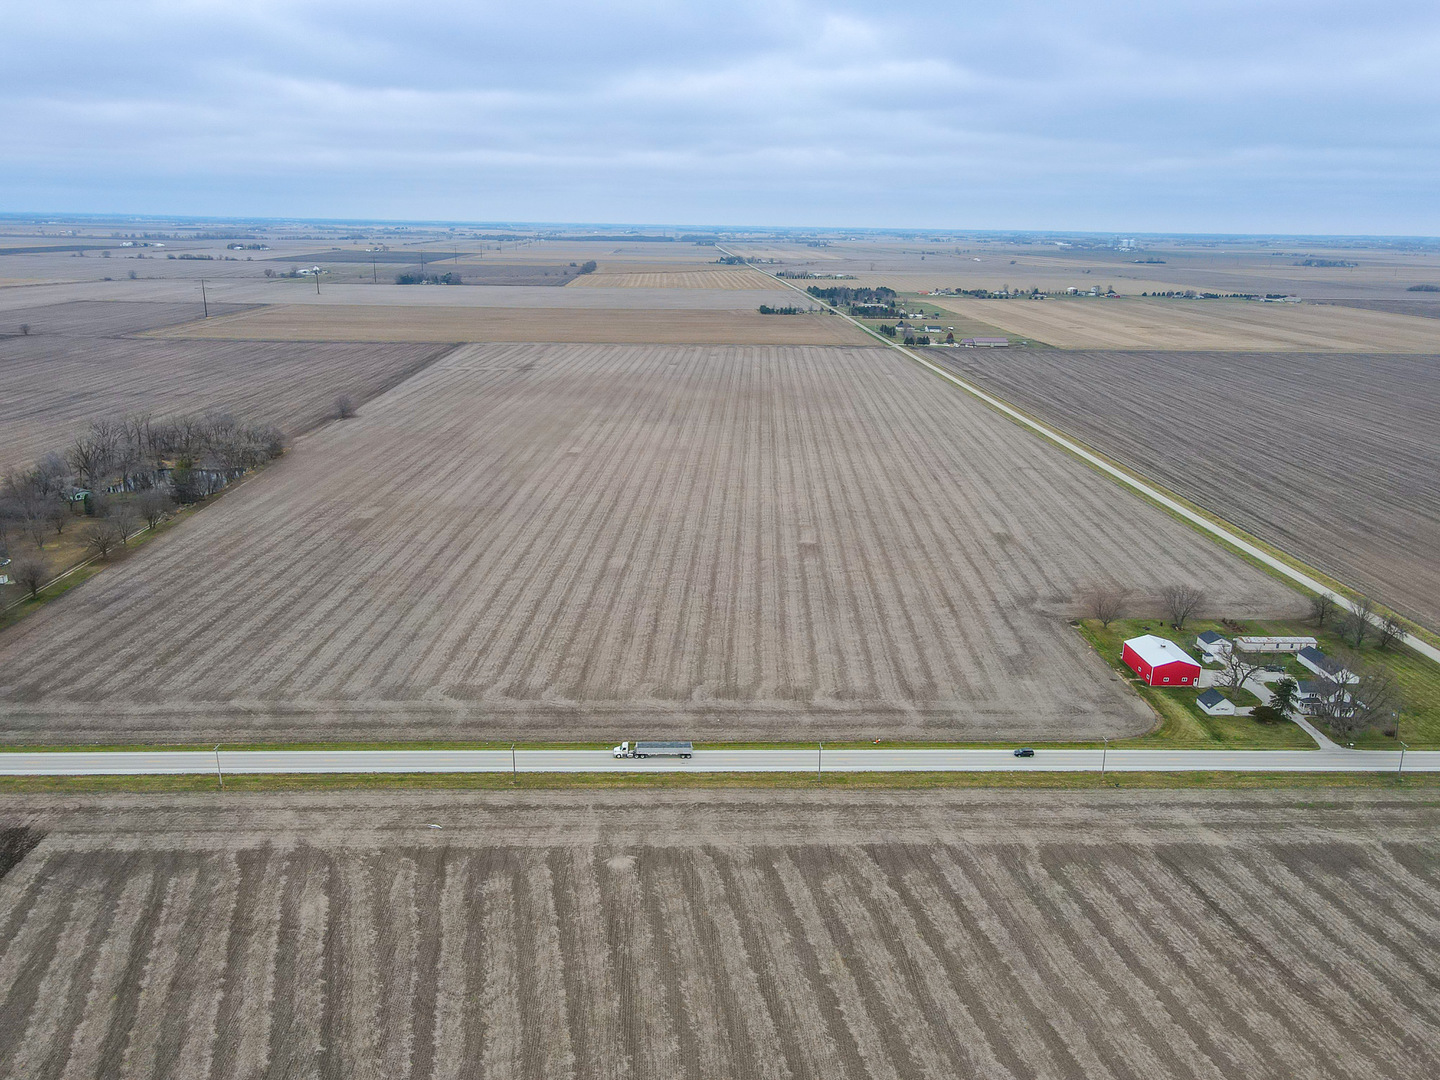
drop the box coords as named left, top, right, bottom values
left=4, top=1, right=1438, bottom=233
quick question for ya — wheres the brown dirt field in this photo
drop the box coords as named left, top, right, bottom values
left=934, top=348, right=1440, bottom=630
left=929, top=297, right=1440, bottom=351
left=1315, top=297, right=1440, bottom=321
left=0, top=300, right=254, bottom=337
left=0, top=788, right=1436, bottom=1079
left=0, top=343, right=1299, bottom=744
left=0, top=337, right=453, bottom=472
left=147, top=305, right=867, bottom=345
left=567, top=269, right=778, bottom=289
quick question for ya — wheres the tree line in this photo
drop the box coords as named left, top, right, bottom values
left=2, top=410, right=284, bottom=598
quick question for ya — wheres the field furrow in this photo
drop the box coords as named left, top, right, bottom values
left=0, top=342, right=1303, bottom=742
left=0, top=791, right=1437, bottom=1078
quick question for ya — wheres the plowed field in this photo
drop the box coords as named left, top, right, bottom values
left=0, top=337, right=453, bottom=471
left=930, top=297, right=1440, bottom=351
left=935, top=348, right=1440, bottom=629
left=0, top=788, right=1436, bottom=1080
left=150, top=305, right=866, bottom=344
left=1, top=300, right=253, bottom=337
left=567, top=269, right=778, bottom=289
left=0, top=343, right=1300, bottom=743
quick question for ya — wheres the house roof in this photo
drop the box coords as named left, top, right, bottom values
left=1124, top=634, right=1200, bottom=669
left=1196, top=688, right=1227, bottom=706
left=1299, top=646, right=1348, bottom=675
left=1197, top=631, right=1226, bottom=644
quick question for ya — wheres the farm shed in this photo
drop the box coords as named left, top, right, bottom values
left=962, top=337, right=1010, bottom=347
left=1122, top=635, right=1202, bottom=687
left=1298, top=646, right=1358, bottom=684
left=1196, top=688, right=1235, bottom=715
left=1235, top=634, right=1318, bottom=654
left=1195, top=630, right=1230, bottom=662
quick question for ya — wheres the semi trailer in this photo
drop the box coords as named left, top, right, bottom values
left=612, top=741, right=694, bottom=759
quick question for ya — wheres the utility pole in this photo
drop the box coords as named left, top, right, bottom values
left=1398, top=741, right=1408, bottom=776
left=200, top=278, right=208, bottom=318
left=214, top=744, right=224, bottom=789
left=372, top=254, right=377, bottom=284
left=512, top=742, right=517, bottom=781
left=315, top=267, right=320, bottom=295
left=817, top=741, right=823, bottom=779
left=1101, top=736, right=1108, bottom=777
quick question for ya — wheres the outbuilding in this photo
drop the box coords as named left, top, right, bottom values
left=1298, top=646, right=1358, bottom=684
left=1122, top=634, right=1202, bottom=687
left=1194, top=630, right=1230, bottom=663
left=1234, top=635, right=1317, bottom=654
left=1196, top=688, right=1235, bottom=715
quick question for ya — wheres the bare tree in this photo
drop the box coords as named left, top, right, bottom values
left=1085, top=583, right=1131, bottom=628
left=335, top=394, right=357, bottom=420
left=110, top=506, right=140, bottom=545
left=1376, top=611, right=1408, bottom=651
left=1308, top=592, right=1336, bottom=627
left=1342, top=595, right=1375, bottom=648
left=67, top=433, right=110, bottom=490
left=18, top=323, right=29, bottom=336
left=43, top=498, right=69, bottom=536
left=1160, top=584, right=1206, bottom=630
left=1221, top=647, right=1266, bottom=693
left=1311, top=655, right=1402, bottom=741
left=137, top=488, right=171, bottom=529
left=85, top=520, right=124, bottom=560
left=11, top=557, right=46, bottom=598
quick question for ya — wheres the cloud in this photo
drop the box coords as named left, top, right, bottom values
left=2, top=1, right=1438, bottom=231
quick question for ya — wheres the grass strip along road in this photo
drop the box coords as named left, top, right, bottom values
left=0, top=746, right=1433, bottom=776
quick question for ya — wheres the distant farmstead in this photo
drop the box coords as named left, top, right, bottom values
left=961, top=337, right=1010, bottom=348
left=1122, top=635, right=1201, bottom=686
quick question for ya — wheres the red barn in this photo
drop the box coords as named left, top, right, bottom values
left=1122, top=635, right=1201, bottom=686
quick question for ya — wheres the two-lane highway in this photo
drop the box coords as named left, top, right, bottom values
left=0, top=746, right=1432, bottom=775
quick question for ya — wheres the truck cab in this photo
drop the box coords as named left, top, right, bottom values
left=612, top=741, right=632, bottom=758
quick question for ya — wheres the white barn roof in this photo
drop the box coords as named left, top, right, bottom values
left=1124, top=634, right=1200, bottom=669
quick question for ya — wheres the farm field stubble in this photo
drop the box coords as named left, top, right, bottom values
left=921, top=298, right=1440, bottom=352
left=934, top=348, right=1440, bottom=630
left=927, top=297, right=1440, bottom=351
left=566, top=268, right=778, bottom=289
left=0, top=788, right=1436, bottom=1079
left=0, top=343, right=1299, bottom=744
left=0, top=336, right=453, bottom=472
left=147, top=304, right=867, bottom=344
left=0, top=299, right=255, bottom=337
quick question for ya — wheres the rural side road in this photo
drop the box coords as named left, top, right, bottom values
left=0, top=747, right=1432, bottom=775
left=722, top=248, right=1440, bottom=667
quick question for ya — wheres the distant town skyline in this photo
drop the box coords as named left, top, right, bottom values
left=5, top=2, right=1438, bottom=234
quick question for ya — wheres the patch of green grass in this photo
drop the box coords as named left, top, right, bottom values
left=1079, top=617, right=1440, bottom=749
left=1077, top=619, right=1314, bottom=749
left=0, top=770, right=1435, bottom=795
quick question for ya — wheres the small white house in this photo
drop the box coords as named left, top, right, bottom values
left=1194, top=631, right=1231, bottom=663
left=1298, top=646, right=1358, bottom=685
left=1296, top=679, right=1353, bottom=716
left=1234, top=635, right=1318, bottom=654
left=1196, top=688, right=1236, bottom=716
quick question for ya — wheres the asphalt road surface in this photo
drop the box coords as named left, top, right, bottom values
left=0, top=746, right=1432, bottom=775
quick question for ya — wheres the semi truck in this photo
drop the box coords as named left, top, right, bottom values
left=612, top=740, right=694, bottom=759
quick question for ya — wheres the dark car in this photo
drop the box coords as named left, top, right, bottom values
left=1013, top=747, right=1035, bottom=758
left=1265, top=664, right=1286, bottom=673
